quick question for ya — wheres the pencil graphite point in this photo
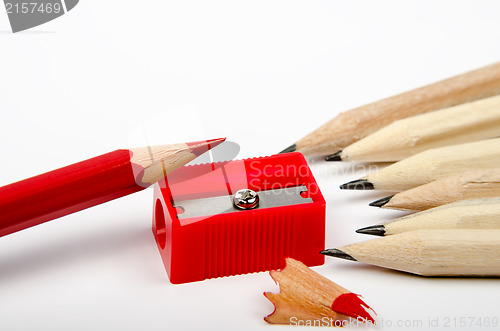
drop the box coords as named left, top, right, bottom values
left=320, top=249, right=356, bottom=261
left=187, top=138, right=226, bottom=156
left=356, top=225, right=386, bottom=236
left=369, top=195, right=394, bottom=208
left=339, top=179, right=374, bottom=190
left=325, top=150, right=342, bottom=161
left=279, top=144, right=297, bottom=154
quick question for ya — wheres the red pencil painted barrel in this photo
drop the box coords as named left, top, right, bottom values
left=0, top=150, right=143, bottom=237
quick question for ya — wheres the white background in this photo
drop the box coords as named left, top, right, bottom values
left=1, top=1, right=500, bottom=330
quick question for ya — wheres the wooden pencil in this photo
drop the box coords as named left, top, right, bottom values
left=357, top=198, right=500, bottom=236
left=340, top=138, right=500, bottom=191
left=0, top=138, right=225, bottom=237
left=280, top=62, right=500, bottom=156
left=321, top=229, right=500, bottom=276
left=328, top=95, right=500, bottom=162
left=370, top=168, right=500, bottom=211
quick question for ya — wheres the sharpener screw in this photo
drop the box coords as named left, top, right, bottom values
left=233, top=189, right=260, bottom=210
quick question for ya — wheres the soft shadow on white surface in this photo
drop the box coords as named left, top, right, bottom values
left=0, top=220, right=154, bottom=284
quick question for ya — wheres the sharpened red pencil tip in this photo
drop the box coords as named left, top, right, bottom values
left=331, top=293, right=375, bottom=323
left=187, top=138, right=226, bottom=156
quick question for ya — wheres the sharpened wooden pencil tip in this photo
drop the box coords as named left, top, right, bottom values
left=339, top=179, right=374, bottom=190
left=356, top=225, right=386, bottom=236
left=369, top=195, right=394, bottom=208
left=279, top=144, right=297, bottom=154
left=320, top=249, right=356, bottom=261
left=325, top=150, right=342, bottom=161
left=188, top=138, right=226, bottom=156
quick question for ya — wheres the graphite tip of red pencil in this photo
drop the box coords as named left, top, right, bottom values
left=187, top=138, right=226, bottom=156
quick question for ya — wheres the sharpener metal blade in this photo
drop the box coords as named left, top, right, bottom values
left=174, top=185, right=312, bottom=219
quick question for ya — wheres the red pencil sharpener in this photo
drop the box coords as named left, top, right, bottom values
left=152, top=152, right=326, bottom=284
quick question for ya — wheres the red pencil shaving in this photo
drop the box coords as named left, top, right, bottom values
left=264, top=258, right=375, bottom=326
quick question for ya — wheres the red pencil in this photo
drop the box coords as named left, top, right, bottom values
left=0, top=138, right=225, bottom=237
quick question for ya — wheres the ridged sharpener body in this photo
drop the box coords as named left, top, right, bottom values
left=152, top=152, right=326, bottom=284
